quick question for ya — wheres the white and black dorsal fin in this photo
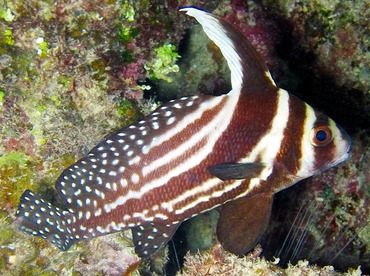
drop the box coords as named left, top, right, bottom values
left=180, top=7, right=277, bottom=94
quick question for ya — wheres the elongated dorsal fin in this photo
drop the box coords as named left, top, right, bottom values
left=180, top=7, right=276, bottom=94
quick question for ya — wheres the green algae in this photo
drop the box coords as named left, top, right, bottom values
left=118, top=26, right=139, bottom=44
left=0, top=224, right=14, bottom=246
left=0, top=152, right=76, bottom=209
left=57, top=75, right=72, bottom=88
left=145, top=43, right=180, bottom=83
left=0, top=151, right=30, bottom=168
left=0, top=152, right=38, bottom=207
left=4, top=29, right=14, bottom=46
left=35, top=36, right=49, bottom=58
left=90, top=59, right=107, bottom=80
left=0, top=90, right=5, bottom=103
left=118, top=99, right=141, bottom=125
left=0, top=6, right=15, bottom=22
left=359, top=224, right=370, bottom=248
left=0, top=27, right=13, bottom=53
left=121, top=1, right=136, bottom=22
left=322, top=185, right=335, bottom=200
left=0, top=154, right=40, bottom=207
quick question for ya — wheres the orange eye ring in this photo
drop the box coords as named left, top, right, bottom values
left=310, top=125, right=333, bottom=147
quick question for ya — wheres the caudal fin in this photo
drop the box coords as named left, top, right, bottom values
left=16, top=190, right=76, bottom=251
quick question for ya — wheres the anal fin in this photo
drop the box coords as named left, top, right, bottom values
left=217, top=193, right=273, bottom=255
left=131, top=222, right=180, bottom=258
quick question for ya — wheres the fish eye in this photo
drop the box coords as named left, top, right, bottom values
left=310, top=125, right=333, bottom=147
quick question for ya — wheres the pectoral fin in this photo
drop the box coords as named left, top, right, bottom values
left=207, top=163, right=265, bottom=181
left=217, top=193, right=273, bottom=255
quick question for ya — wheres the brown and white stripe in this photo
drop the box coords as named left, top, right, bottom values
left=16, top=7, right=351, bottom=258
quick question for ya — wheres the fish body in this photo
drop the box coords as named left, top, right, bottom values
left=16, top=7, right=351, bottom=257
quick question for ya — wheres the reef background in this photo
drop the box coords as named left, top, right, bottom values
left=0, top=0, right=368, bottom=275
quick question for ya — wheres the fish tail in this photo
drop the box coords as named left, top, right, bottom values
left=16, top=190, right=75, bottom=251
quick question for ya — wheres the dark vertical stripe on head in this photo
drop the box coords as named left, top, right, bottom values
left=275, top=94, right=306, bottom=177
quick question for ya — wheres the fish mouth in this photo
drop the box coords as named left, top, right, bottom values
left=319, top=151, right=351, bottom=173
left=339, top=124, right=352, bottom=153
left=336, top=151, right=351, bottom=165
left=333, top=125, right=352, bottom=168
left=340, top=139, right=352, bottom=164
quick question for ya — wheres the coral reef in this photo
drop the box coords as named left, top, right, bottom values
left=4, top=230, right=139, bottom=275
left=178, top=244, right=363, bottom=276
left=0, top=0, right=368, bottom=275
left=261, top=0, right=370, bottom=94
left=0, top=0, right=184, bottom=274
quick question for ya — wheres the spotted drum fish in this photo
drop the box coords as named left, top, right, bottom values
left=16, top=7, right=351, bottom=257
